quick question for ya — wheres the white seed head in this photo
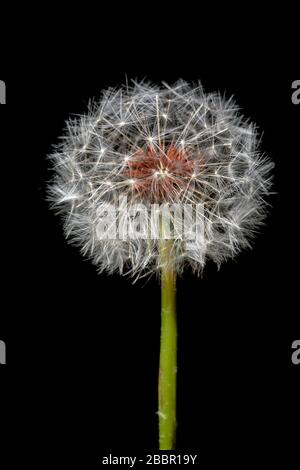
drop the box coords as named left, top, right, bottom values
left=48, top=80, right=274, bottom=279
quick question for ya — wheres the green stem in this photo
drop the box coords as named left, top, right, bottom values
left=159, top=240, right=177, bottom=450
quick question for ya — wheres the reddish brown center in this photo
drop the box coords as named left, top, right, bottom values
left=124, top=144, right=195, bottom=202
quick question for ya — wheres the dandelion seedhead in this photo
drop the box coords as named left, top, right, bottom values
left=49, top=80, right=273, bottom=278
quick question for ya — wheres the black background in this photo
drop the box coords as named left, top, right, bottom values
left=0, top=13, right=299, bottom=467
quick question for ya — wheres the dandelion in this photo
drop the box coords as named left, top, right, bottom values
left=49, top=80, right=274, bottom=449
